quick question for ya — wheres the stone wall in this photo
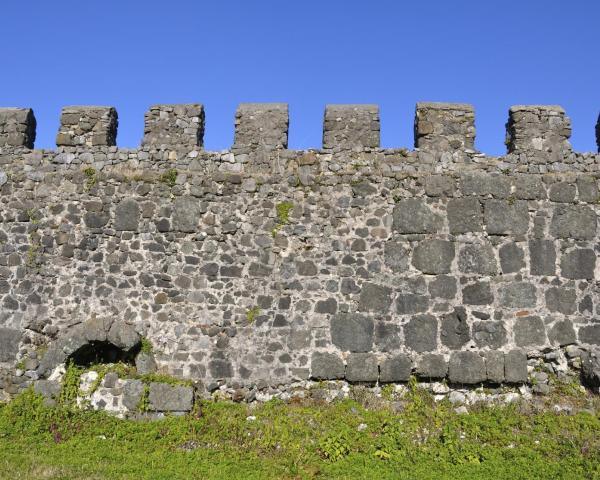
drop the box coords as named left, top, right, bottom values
left=0, top=102, right=599, bottom=402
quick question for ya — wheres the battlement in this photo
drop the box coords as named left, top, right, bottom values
left=1, top=102, right=599, bottom=155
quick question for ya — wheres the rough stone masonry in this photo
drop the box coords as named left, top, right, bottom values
left=0, top=102, right=599, bottom=410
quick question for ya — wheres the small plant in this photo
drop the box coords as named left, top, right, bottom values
left=507, top=194, right=516, bottom=205
left=26, top=232, right=41, bottom=269
left=26, top=208, right=40, bottom=224
left=137, top=385, right=150, bottom=412
left=59, top=360, right=84, bottom=406
left=500, top=167, right=511, bottom=175
left=160, top=169, right=178, bottom=187
left=271, top=201, right=294, bottom=237
left=319, top=431, right=351, bottom=461
left=140, top=337, right=153, bottom=354
left=83, top=167, right=97, bottom=191
left=246, top=306, right=261, bottom=324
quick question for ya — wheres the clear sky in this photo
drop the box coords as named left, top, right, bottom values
left=1, top=1, right=599, bottom=154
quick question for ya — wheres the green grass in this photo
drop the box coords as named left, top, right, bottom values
left=0, top=388, right=598, bottom=480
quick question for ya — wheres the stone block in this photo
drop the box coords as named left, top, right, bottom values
left=548, top=182, right=576, bottom=203
left=233, top=103, right=288, bottom=151
left=395, top=293, right=428, bottom=315
left=414, top=102, right=475, bottom=151
left=323, top=104, right=379, bottom=150
left=499, top=242, right=525, bottom=273
left=448, top=351, right=486, bottom=384
left=311, top=352, right=345, bottom=379
left=404, top=314, right=438, bottom=353
left=548, top=320, right=576, bottom=346
left=345, top=353, right=379, bottom=382
left=550, top=205, right=596, bottom=240
left=56, top=106, right=117, bottom=146
left=392, top=199, right=442, bottom=234
left=499, top=282, right=537, bottom=309
left=428, top=275, right=457, bottom=299
left=0, top=327, right=21, bottom=362
left=114, top=199, right=140, bottom=232
left=383, top=241, right=411, bottom=273
left=473, top=321, right=507, bottom=349
left=416, top=354, right=448, bottom=379
left=462, top=281, right=494, bottom=305
left=504, top=350, right=528, bottom=383
left=412, top=239, right=454, bottom=274
left=379, top=354, right=412, bottom=382
left=484, top=200, right=529, bottom=235
left=447, top=198, right=482, bottom=234
left=0, top=108, right=36, bottom=148
left=485, top=351, right=505, bottom=383
left=330, top=313, right=374, bottom=352
left=148, top=383, right=194, bottom=412
left=358, top=282, right=392, bottom=313
left=514, top=316, right=547, bottom=347
left=529, top=240, right=556, bottom=276
left=579, top=325, right=600, bottom=346
left=173, top=196, right=200, bottom=233
left=581, top=348, right=600, bottom=389
left=561, top=249, right=595, bottom=280
left=142, top=104, right=204, bottom=146
left=545, top=287, right=576, bottom=314
left=506, top=105, right=571, bottom=156
left=440, top=307, right=470, bottom=349
left=122, top=379, right=144, bottom=410
left=458, top=242, right=497, bottom=275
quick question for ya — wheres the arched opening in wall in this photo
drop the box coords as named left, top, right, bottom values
left=67, top=341, right=140, bottom=368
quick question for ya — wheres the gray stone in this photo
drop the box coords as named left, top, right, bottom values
left=440, top=308, right=470, bottom=349
left=82, top=317, right=112, bottom=343
left=392, top=199, right=441, bottom=234
left=504, top=350, right=528, bottom=383
left=396, top=294, right=428, bottom=315
left=33, top=380, right=61, bottom=406
left=107, top=321, right=140, bottom=351
left=415, top=103, right=475, bottom=151
left=458, top=242, right=497, bottom=275
left=358, top=282, right=392, bottom=313
left=460, top=172, right=511, bottom=198
left=296, top=260, right=317, bottom=276
left=514, top=316, right=547, bottom=347
left=412, top=239, right=454, bottom=274
left=379, top=354, right=412, bottom=382
left=550, top=205, right=596, bottom=240
left=84, top=212, right=109, bottom=229
left=462, top=281, right=494, bottom=305
left=345, top=353, right=378, bottom=382
left=122, top=379, right=144, bottom=410
left=311, top=352, right=345, bottom=380
left=529, top=240, right=556, bottom=276
left=506, top=105, right=571, bottom=155
left=404, top=314, right=437, bottom=352
left=447, top=198, right=482, bottom=234
left=173, top=196, right=200, bottom=233
left=545, top=287, right=576, bottom=314
left=499, top=242, right=525, bottom=273
left=234, top=103, right=288, bottom=150
left=416, top=354, right=447, bottom=379
left=374, top=322, right=401, bottom=352
left=383, top=241, right=410, bottom=272
left=548, top=320, right=576, bottom=346
left=323, top=104, right=379, bottom=150
left=485, top=351, right=505, bottom=383
left=581, top=348, right=600, bottom=389
left=499, top=282, right=537, bottom=308
left=0, top=328, right=21, bottom=362
left=143, top=104, right=204, bottom=146
left=330, top=313, right=374, bottom=352
left=549, top=182, right=576, bottom=203
left=576, top=177, right=599, bottom=203
left=428, top=275, right=457, bottom=299
left=148, top=383, right=194, bottom=412
left=114, top=199, right=140, bottom=231
left=579, top=325, right=600, bottom=346
left=561, top=249, right=595, bottom=280
left=448, top=352, right=486, bottom=384
left=484, top=200, right=529, bottom=235
left=314, top=298, right=338, bottom=314
left=135, top=352, right=158, bottom=375
left=473, top=321, right=507, bottom=349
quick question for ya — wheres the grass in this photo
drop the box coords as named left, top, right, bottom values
left=0, top=385, right=597, bottom=480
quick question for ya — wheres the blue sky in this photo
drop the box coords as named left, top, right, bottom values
left=1, top=1, right=599, bottom=154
